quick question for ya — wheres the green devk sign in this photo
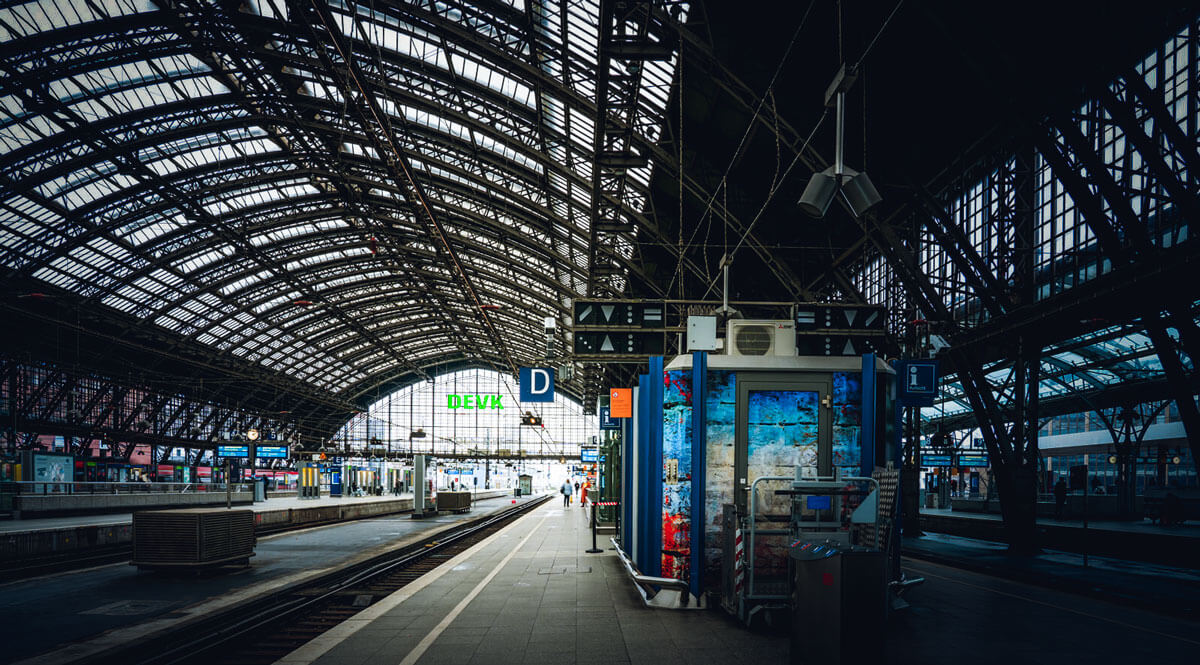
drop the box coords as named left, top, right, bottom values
left=447, top=394, right=504, bottom=410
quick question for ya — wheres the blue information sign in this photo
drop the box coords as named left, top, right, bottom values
left=519, top=367, right=555, bottom=402
left=957, top=453, right=989, bottom=467
left=217, top=445, right=249, bottom=458
left=255, top=445, right=289, bottom=459
left=920, top=453, right=953, bottom=467
left=581, top=448, right=598, bottom=462
left=897, top=359, right=940, bottom=406
left=599, top=406, right=620, bottom=430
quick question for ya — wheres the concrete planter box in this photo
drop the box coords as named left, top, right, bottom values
left=13, top=492, right=253, bottom=519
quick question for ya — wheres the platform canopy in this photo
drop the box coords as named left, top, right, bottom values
left=2, top=1, right=1198, bottom=453
left=0, top=0, right=682, bottom=416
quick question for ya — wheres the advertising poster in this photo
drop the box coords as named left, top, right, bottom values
left=33, top=453, right=73, bottom=492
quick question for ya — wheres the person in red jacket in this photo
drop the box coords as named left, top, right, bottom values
left=580, top=480, right=589, bottom=508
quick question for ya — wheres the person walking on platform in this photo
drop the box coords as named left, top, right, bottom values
left=1054, top=477, right=1068, bottom=520
left=561, top=478, right=573, bottom=507
left=574, top=480, right=581, bottom=504
left=580, top=480, right=589, bottom=508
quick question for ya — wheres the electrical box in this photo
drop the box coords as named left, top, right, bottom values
left=687, top=315, right=718, bottom=351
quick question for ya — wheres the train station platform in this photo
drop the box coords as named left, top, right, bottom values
left=920, top=506, right=1200, bottom=538
left=274, top=501, right=1198, bottom=665
left=903, top=531, right=1200, bottom=618
left=0, top=492, right=413, bottom=534
left=282, top=499, right=787, bottom=665
left=919, top=507, right=1200, bottom=568
left=0, top=490, right=514, bottom=565
left=5, top=493, right=537, bottom=665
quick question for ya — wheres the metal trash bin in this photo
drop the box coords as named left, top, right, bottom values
left=254, top=477, right=266, bottom=502
left=789, top=541, right=886, bottom=664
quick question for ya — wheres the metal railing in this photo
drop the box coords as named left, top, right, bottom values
left=1, top=481, right=251, bottom=495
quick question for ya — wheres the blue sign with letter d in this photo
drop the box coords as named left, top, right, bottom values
left=519, top=367, right=555, bottom=402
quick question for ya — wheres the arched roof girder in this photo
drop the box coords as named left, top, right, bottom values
left=56, top=179, right=574, bottom=331
left=25, top=132, right=585, bottom=296
left=218, top=232, right=572, bottom=317
left=285, top=273, right=571, bottom=335
left=0, top=0, right=683, bottom=402
left=334, top=319, right=547, bottom=371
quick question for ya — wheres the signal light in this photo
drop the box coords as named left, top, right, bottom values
left=520, top=412, right=543, bottom=427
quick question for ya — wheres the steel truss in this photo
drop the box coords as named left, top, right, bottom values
left=1, top=354, right=307, bottom=460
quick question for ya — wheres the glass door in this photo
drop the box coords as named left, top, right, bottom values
left=735, top=376, right=833, bottom=513
left=735, top=375, right=832, bottom=591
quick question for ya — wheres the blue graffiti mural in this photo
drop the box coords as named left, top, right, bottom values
left=831, top=372, right=863, bottom=474
left=703, top=370, right=736, bottom=584
left=662, top=369, right=693, bottom=579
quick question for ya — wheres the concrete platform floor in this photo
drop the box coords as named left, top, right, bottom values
left=282, top=502, right=1198, bottom=665
left=0, top=492, right=425, bottom=534
left=1, top=494, right=536, bottom=665
left=921, top=506, right=1200, bottom=538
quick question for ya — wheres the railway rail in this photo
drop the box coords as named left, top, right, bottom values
left=0, top=498, right=492, bottom=583
left=79, top=494, right=551, bottom=665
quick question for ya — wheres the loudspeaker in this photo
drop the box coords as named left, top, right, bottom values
left=841, top=169, right=883, bottom=216
left=797, top=167, right=839, bottom=217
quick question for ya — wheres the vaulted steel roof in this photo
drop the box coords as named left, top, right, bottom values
left=0, top=0, right=682, bottom=401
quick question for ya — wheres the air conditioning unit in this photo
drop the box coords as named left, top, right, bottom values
left=726, top=319, right=796, bottom=357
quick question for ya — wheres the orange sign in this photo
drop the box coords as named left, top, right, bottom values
left=610, top=388, right=632, bottom=418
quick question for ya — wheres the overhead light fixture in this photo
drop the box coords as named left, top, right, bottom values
left=798, top=63, right=882, bottom=219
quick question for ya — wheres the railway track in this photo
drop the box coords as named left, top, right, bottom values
left=0, top=500, right=465, bottom=583
left=80, top=494, right=551, bottom=665
left=0, top=544, right=133, bottom=582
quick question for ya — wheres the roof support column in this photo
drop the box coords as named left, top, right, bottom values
left=1038, top=123, right=1200, bottom=475
left=855, top=208, right=1042, bottom=551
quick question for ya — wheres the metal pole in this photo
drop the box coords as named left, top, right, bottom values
left=1083, top=471, right=1089, bottom=567
left=225, top=459, right=231, bottom=509
left=611, top=500, right=619, bottom=551
left=834, top=91, right=845, bottom=177
left=587, top=500, right=602, bottom=553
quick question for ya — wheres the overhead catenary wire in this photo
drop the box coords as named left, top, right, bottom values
left=684, top=0, right=907, bottom=301
left=698, top=108, right=830, bottom=300
left=855, top=0, right=906, bottom=71
left=663, top=0, right=818, bottom=298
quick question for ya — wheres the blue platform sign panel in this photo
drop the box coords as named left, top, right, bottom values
left=599, top=406, right=620, bottom=430
left=519, top=367, right=555, bottom=402
left=897, top=359, right=940, bottom=406
left=920, top=453, right=953, bottom=467
left=581, top=448, right=598, bottom=462
left=957, top=453, right=989, bottom=467
left=217, top=445, right=249, bottom=458
left=255, top=445, right=288, bottom=459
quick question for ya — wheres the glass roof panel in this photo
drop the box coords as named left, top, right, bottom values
left=1, top=0, right=683, bottom=398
